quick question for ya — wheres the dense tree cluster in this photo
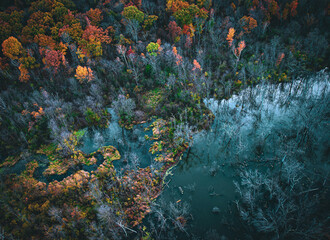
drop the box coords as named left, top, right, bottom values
left=0, top=0, right=329, bottom=239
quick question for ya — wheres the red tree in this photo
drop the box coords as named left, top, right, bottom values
left=168, top=21, right=182, bottom=42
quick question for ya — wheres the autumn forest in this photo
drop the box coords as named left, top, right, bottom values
left=0, top=0, right=329, bottom=239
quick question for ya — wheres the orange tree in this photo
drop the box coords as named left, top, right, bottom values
left=2, top=36, right=39, bottom=82
left=79, top=25, right=112, bottom=58
left=86, top=8, right=103, bottom=26
left=2, top=37, right=24, bottom=60
left=239, top=16, right=257, bottom=33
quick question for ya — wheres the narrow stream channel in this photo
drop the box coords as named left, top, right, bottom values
left=3, top=73, right=328, bottom=239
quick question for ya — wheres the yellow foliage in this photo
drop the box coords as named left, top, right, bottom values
left=75, top=65, right=94, bottom=83
left=76, top=48, right=85, bottom=62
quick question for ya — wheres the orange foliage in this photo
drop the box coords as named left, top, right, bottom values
left=82, top=25, right=111, bottom=44
left=231, top=2, right=236, bottom=10
left=21, top=109, right=29, bottom=115
left=21, top=103, right=45, bottom=131
left=79, top=25, right=111, bottom=57
left=166, top=0, right=190, bottom=13
left=226, top=28, right=235, bottom=47
left=34, top=34, right=57, bottom=50
left=235, top=41, right=246, bottom=57
left=31, top=107, right=45, bottom=119
left=182, top=24, right=195, bottom=37
left=75, top=65, right=94, bottom=83
left=2, top=36, right=23, bottom=60
left=22, top=104, right=45, bottom=118
left=0, top=10, right=24, bottom=42
left=21, top=11, right=54, bottom=42
left=282, top=0, right=298, bottom=21
left=172, top=46, right=183, bottom=65
left=276, top=52, right=285, bottom=66
left=240, top=16, right=258, bottom=33
left=192, top=59, right=201, bottom=71
left=86, top=8, right=103, bottom=26
left=60, top=9, right=76, bottom=25
left=18, top=64, right=30, bottom=82
left=172, top=46, right=178, bottom=55
left=0, top=20, right=12, bottom=43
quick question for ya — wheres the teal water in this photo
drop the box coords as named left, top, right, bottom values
left=2, top=108, right=154, bottom=183
left=153, top=73, right=330, bottom=239
left=2, top=72, right=328, bottom=239
left=79, top=108, right=154, bottom=172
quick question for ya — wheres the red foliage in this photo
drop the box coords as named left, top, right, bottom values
left=290, top=0, right=298, bottom=17
left=123, top=0, right=142, bottom=8
left=182, top=24, right=191, bottom=36
left=82, top=25, right=111, bottom=44
left=41, top=48, right=64, bottom=73
left=168, top=21, right=182, bottom=42
left=127, top=46, right=135, bottom=56
left=85, top=8, right=103, bottom=26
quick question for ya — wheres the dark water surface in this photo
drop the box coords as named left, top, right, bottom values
left=155, top=75, right=329, bottom=239
left=2, top=73, right=328, bottom=239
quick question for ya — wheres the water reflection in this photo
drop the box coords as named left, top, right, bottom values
left=79, top=108, right=154, bottom=171
left=157, top=74, right=329, bottom=239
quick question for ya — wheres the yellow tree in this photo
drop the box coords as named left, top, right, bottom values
left=75, top=65, right=94, bottom=83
